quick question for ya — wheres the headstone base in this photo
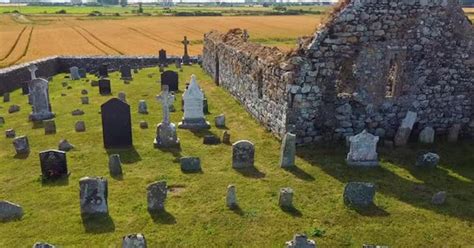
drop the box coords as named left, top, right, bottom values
left=29, top=112, right=55, bottom=122
left=346, top=159, right=379, bottom=167
left=154, top=123, right=180, bottom=148
left=178, top=118, right=210, bottom=130
left=120, top=77, right=133, bottom=81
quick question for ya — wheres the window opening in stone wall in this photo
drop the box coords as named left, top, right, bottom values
left=214, top=52, right=220, bottom=86
left=336, top=58, right=357, bottom=95
left=257, top=70, right=263, bottom=99
left=386, top=59, right=399, bottom=98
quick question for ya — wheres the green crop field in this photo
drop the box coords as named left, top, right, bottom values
left=0, top=65, right=473, bottom=246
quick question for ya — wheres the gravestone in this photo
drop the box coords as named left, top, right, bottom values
left=99, top=79, right=111, bottom=95
left=78, top=68, right=87, bottom=78
left=3, top=92, right=10, bottom=102
left=343, top=182, right=375, bottom=208
left=215, top=114, right=225, bottom=128
left=43, top=119, right=56, bottom=134
left=226, top=185, right=237, bottom=208
left=0, top=200, right=23, bottom=221
left=70, top=66, right=80, bottom=80
left=101, top=98, right=133, bottom=148
left=28, top=64, right=38, bottom=80
left=447, top=124, right=461, bottom=143
left=181, top=36, right=191, bottom=65
left=161, top=71, right=179, bottom=92
left=280, top=133, right=296, bottom=168
left=120, top=65, right=132, bottom=80
left=81, top=96, right=89, bottom=105
left=419, top=127, right=435, bottom=144
left=81, top=89, right=88, bottom=95
left=22, top=82, right=29, bottom=95
left=279, top=187, right=294, bottom=208
left=232, top=140, right=255, bottom=168
left=29, top=78, right=55, bottom=121
left=158, top=49, right=167, bottom=66
left=39, top=150, right=68, bottom=180
left=0, top=116, right=5, bottom=125
left=13, top=136, right=29, bottom=155
left=159, top=65, right=164, bottom=73
left=32, top=242, right=56, bottom=248
left=222, top=131, right=230, bottom=144
left=108, top=154, right=122, bottom=176
left=432, top=191, right=447, bottom=205
left=147, top=181, right=167, bottom=212
left=138, top=100, right=148, bottom=114
left=75, top=121, right=86, bottom=132
left=91, top=80, right=99, bottom=87
left=394, top=111, right=417, bottom=146
left=139, top=121, right=148, bottom=129
left=98, top=64, right=108, bottom=78
left=79, top=177, right=108, bottom=214
left=180, top=157, right=201, bottom=172
left=122, top=233, right=147, bottom=248
left=6, top=129, right=15, bottom=138
left=118, top=92, right=127, bottom=102
left=8, top=104, right=20, bottom=113
left=285, top=234, right=316, bottom=248
left=416, top=152, right=440, bottom=168
left=203, top=135, right=220, bottom=145
left=154, top=85, right=180, bottom=148
left=346, top=130, right=379, bottom=167
left=178, top=75, right=210, bottom=129
left=71, top=109, right=84, bottom=116
left=58, top=139, right=74, bottom=152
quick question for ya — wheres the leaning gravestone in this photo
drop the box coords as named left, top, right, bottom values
left=285, top=234, right=316, bottom=248
left=58, top=139, right=74, bottom=152
left=215, top=114, right=225, bottom=128
left=346, top=130, right=379, bottom=167
left=29, top=78, right=55, bottom=121
left=178, top=75, right=210, bottom=129
left=70, top=66, right=80, bottom=80
left=79, top=176, right=108, bottom=214
left=343, top=182, right=376, bottom=208
left=13, top=136, right=29, bottom=155
left=39, top=149, right=68, bottom=180
left=147, top=181, right=167, bottom=212
left=394, top=111, right=417, bottom=146
left=0, top=200, right=23, bottom=221
left=101, top=98, right=133, bottom=148
left=120, top=65, right=132, bottom=80
left=154, top=85, right=180, bottom=148
left=232, top=140, right=255, bottom=168
left=99, top=79, right=111, bottom=95
left=122, top=233, right=147, bottom=248
left=161, top=71, right=179, bottom=92
left=280, top=133, right=296, bottom=168
left=98, top=64, right=108, bottom=78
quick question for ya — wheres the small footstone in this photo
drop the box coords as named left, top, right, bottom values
left=203, top=135, right=220, bottom=145
left=431, top=191, right=446, bottom=205
left=285, top=234, right=316, bottom=248
left=13, top=136, right=29, bottom=154
left=415, top=152, right=440, bottom=168
left=32, top=242, right=56, bottom=248
left=71, top=109, right=84, bottom=116
left=226, top=185, right=237, bottom=209
left=91, top=81, right=99, bottom=87
left=138, top=100, right=148, bottom=114
left=139, top=121, right=148, bottom=129
left=0, top=200, right=23, bottom=221
left=279, top=187, right=294, bottom=208
left=8, top=105, right=20, bottom=113
left=81, top=96, right=89, bottom=105
left=0, top=116, right=4, bottom=125
left=108, top=154, right=123, bottom=176
left=215, top=114, right=225, bottom=128
left=147, top=181, right=167, bottom=212
left=343, top=182, right=375, bottom=208
left=75, top=121, right=86, bottom=132
left=58, top=139, right=74, bottom=152
left=43, top=119, right=56, bottom=134
left=5, top=129, right=15, bottom=138
left=222, top=131, right=230, bottom=144
left=180, top=157, right=201, bottom=172
left=122, top=233, right=147, bottom=248
left=81, top=89, right=88, bottom=95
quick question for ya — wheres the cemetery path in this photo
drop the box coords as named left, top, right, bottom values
left=0, top=25, right=28, bottom=62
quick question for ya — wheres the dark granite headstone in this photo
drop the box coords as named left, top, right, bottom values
left=161, top=71, right=179, bottom=92
left=120, top=65, right=132, bottom=80
left=101, top=98, right=133, bottom=148
left=159, top=49, right=167, bottom=66
left=99, top=79, right=111, bottom=95
left=39, top=149, right=68, bottom=180
left=98, top=64, right=108, bottom=78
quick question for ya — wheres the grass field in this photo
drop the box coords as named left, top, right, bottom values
left=0, top=65, right=473, bottom=246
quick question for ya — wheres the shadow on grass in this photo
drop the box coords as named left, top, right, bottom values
left=40, top=174, right=70, bottom=186
left=81, top=213, right=115, bottom=233
left=31, top=121, right=44, bottom=129
left=347, top=204, right=390, bottom=217
left=13, top=152, right=30, bottom=159
left=105, top=146, right=141, bottom=164
left=181, top=168, right=204, bottom=174
left=234, top=166, right=266, bottom=179
left=283, top=166, right=315, bottom=181
left=229, top=205, right=244, bottom=216
left=296, top=142, right=474, bottom=220
left=111, top=173, right=123, bottom=181
left=148, top=210, right=177, bottom=225
left=280, top=206, right=302, bottom=217
left=189, top=129, right=218, bottom=139
left=157, top=146, right=182, bottom=164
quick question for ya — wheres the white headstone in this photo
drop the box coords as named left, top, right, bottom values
left=70, top=66, right=80, bottom=80
left=178, top=75, right=210, bottom=129
left=346, top=130, right=379, bottom=167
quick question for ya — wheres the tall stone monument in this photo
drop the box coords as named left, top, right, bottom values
left=178, top=75, right=210, bottom=129
left=154, top=85, right=180, bottom=148
left=28, top=78, right=55, bottom=121
left=181, top=36, right=191, bottom=65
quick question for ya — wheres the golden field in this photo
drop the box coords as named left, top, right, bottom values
left=0, top=14, right=322, bottom=67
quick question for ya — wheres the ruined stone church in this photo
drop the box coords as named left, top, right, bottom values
left=203, top=0, right=474, bottom=145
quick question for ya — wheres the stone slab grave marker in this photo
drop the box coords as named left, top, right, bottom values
left=32, top=242, right=56, bottom=248
left=285, top=234, right=316, bottom=248
left=215, top=114, right=225, bottom=128
left=419, top=126, right=435, bottom=144
left=70, top=66, right=80, bottom=80
left=118, top=92, right=127, bottom=102
left=98, top=64, right=108, bottom=78
left=122, top=233, right=147, bottom=248
left=346, top=130, right=379, bottom=167
left=0, top=200, right=23, bottom=221
left=140, top=121, right=148, bottom=129
left=120, top=65, right=132, bottom=80
left=81, top=96, right=89, bottom=105
left=147, top=181, right=167, bottom=212
left=159, top=48, right=167, bottom=66
left=78, top=68, right=87, bottom=78
left=343, top=182, right=375, bottom=208
left=8, top=104, right=20, bottom=113
left=154, top=85, right=180, bottom=148
left=58, top=139, right=74, bottom=152
left=232, top=140, right=255, bottom=168
left=3, top=92, right=10, bottom=103
left=161, top=70, right=179, bottom=92
left=138, top=100, right=148, bottom=114
left=39, top=149, right=68, bottom=180
left=13, top=136, right=29, bottom=155
left=0, top=116, right=5, bottom=125
left=394, top=111, right=417, bottom=146
left=180, top=156, right=201, bottom=172
left=108, top=154, right=123, bottom=176
left=43, top=119, right=56, bottom=134
left=279, top=187, right=294, bottom=208
left=280, top=132, right=296, bottom=168
left=178, top=75, right=210, bottom=129
left=29, top=78, right=55, bottom=121
left=203, top=135, right=220, bottom=145
left=416, top=152, right=440, bottom=168
left=99, top=79, right=112, bottom=95
left=222, top=131, right=231, bottom=144
left=6, top=129, right=15, bottom=138
left=75, top=120, right=86, bottom=132
left=79, top=176, right=108, bottom=214
left=101, top=98, right=133, bottom=149
left=181, top=36, right=191, bottom=65
left=226, top=184, right=237, bottom=208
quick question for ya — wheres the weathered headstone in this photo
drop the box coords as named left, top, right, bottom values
left=419, top=127, right=435, bottom=144
left=98, top=64, right=108, bottom=78
left=120, top=65, right=132, bottom=80
left=79, top=176, right=108, bottom=214
left=432, top=191, right=446, bottom=205
left=101, top=98, right=133, bottom=148
left=5, top=129, right=15, bottom=138
left=178, top=75, right=210, bottom=129
left=226, top=185, right=237, bottom=209
left=71, top=109, right=84, bottom=116
left=0, top=116, right=5, bottom=125
left=158, top=48, right=167, bottom=66
left=99, top=79, right=111, bottom=95
left=39, top=150, right=68, bottom=180
left=75, top=121, right=86, bottom=132
left=180, top=157, right=201, bottom=172
left=285, top=234, right=316, bottom=248
left=3, top=92, right=10, bottom=102
left=78, top=68, right=87, bottom=78
left=280, top=132, right=296, bottom=168
left=447, top=124, right=461, bottom=143
left=139, top=121, right=148, bottom=129
left=214, top=114, right=225, bottom=128
left=154, top=85, right=180, bottom=148
left=118, top=92, right=127, bottom=102
left=29, top=78, right=55, bottom=121
left=147, top=181, right=167, bottom=212
left=203, top=135, right=220, bottom=145
left=122, top=233, right=147, bottom=248
left=58, top=139, right=74, bottom=152
left=44, top=119, right=56, bottom=134
left=8, top=104, right=20, bottom=113
left=70, top=66, right=80, bottom=80
left=279, top=187, right=294, bottom=208
left=346, top=130, right=379, bottom=167
left=232, top=140, right=255, bottom=168
left=181, top=36, right=190, bottom=65
left=32, top=242, right=56, bottom=248
left=0, top=200, right=23, bottom=221
left=81, top=96, right=89, bottom=105
left=343, top=182, right=375, bottom=208
left=138, top=100, right=148, bottom=114
left=108, top=154, right=123, bottom=176
left=394, top=111, right=417, bottom=146
left=13, top=136, right=29, bottom=155
left=161, top=71, right=179, bottom=92
left=416, top=152, right=440, bottom=168
left=222, top=131, right=230, bottom=144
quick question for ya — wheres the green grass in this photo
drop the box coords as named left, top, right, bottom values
left=0, top=65, right=473, bottom=246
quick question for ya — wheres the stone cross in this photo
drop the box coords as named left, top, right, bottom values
left=27, top=64, right=38, bottom=80
left=157, top=85, right=174, bottom=125
left=182, top=36, right=190, bottom=58
left=242, top=29, right=249, bottom=42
